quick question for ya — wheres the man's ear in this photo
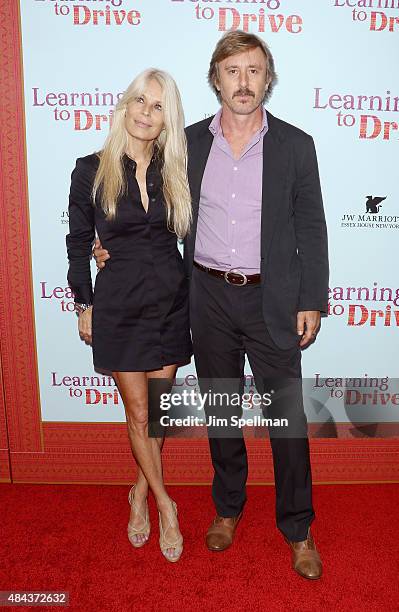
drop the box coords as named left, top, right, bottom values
left=213, top=64, right=221, bottom=92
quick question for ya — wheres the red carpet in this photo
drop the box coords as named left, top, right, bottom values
left=0, top=483, right=398, bottom=612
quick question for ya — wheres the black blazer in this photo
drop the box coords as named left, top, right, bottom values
left=183, top=110, right=329, bottom=350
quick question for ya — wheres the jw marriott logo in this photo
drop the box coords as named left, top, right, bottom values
left=340, top=195, right=399, bottom=230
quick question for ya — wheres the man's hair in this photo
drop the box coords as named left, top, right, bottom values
left=208, top=30, right=277, bottom=103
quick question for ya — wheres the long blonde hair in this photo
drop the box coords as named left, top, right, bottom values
left=92, top=68, right=192, bottom=238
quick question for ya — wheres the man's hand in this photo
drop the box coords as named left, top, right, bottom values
left=93, top=238, right=110, bottom=269
left=297, top=311, right=321, bottom=348
left=78, top=306, right=93, bottom=344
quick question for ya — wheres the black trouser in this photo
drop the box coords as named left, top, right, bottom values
left=189, top=265, right=314, bottom=542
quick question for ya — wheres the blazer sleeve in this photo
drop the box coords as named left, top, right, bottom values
left=293, top=135, right=329, bottom=314
left=66, top=157, right=96, bottom=304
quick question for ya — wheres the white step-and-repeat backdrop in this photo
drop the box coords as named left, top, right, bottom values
left=20, top=1, right=398, bottom=427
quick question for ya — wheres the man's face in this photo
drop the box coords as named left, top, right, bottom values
left=215, top=47, right=269, bottom=116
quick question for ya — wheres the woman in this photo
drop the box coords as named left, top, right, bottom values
left=66, top=69, right=192, bottom=563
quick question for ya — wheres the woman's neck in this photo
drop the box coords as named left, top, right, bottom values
left=126, top=137, right=154, bottom=164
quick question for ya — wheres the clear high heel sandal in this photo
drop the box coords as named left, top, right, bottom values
left=158, top=500, right=183, bottom=563
left=127, top=484, right=150, bottom=548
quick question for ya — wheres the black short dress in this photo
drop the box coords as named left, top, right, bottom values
left=66, top=152, right=193, bottom=372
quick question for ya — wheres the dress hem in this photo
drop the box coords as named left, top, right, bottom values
left=93, top=353, right=193, bottom=374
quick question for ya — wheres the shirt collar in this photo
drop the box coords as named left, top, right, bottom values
left=122, top=150, right=159, bottom=169
left=209, top=105, right=268, bottom=137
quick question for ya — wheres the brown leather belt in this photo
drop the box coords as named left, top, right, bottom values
left=193, top=261, right=261, bottom=286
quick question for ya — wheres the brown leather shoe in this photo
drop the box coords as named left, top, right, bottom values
left=206, top=512, right=243, bottom=551
left=286, top=529, right=322, bottom=580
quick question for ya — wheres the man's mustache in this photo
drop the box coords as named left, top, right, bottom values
left=233, top=89, right=255, bottom=98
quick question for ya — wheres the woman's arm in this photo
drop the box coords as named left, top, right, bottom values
left=66, top=156, right=96, bottom=305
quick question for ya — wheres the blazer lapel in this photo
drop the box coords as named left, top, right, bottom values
left=261, top=112, right=290, bottom=263
left=188, top=126, right=214, bottom=215
left=187, top=120, right=214, bottom=252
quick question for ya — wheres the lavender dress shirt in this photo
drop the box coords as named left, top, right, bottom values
left=194, top=106, right=268, bottom=275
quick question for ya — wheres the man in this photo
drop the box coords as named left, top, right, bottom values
left=94, top=31, right=329, bottom=579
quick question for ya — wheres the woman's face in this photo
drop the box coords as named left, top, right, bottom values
left=125, top=78, right=165, bottom=144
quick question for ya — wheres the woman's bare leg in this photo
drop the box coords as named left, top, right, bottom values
left=113, top=365, right=180, bottom=557
left=146, top=366, right=181, bottom=557
left=130, top=405, right=165, bottom=543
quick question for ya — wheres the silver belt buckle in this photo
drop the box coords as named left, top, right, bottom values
left=224, top=268, right=248, bottom=286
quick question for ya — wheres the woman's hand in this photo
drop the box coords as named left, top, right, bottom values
left=78, top=306, right=93, bottom=344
